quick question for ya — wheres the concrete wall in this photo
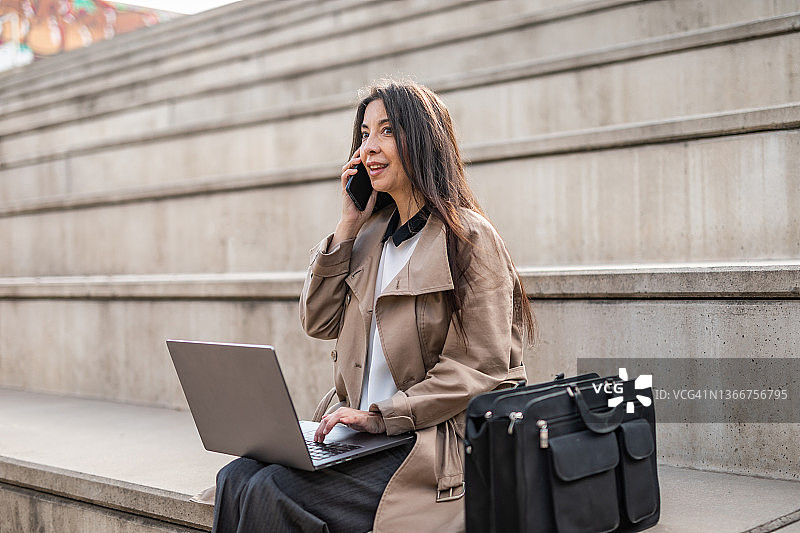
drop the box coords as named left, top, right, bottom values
left=0, top=483, right=204, bottom=533
left=1, top=0, right=799, bottom=479
left=0, top=297, right=332, bottom=417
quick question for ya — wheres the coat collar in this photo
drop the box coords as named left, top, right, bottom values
left=346, top=207, right=454, bottom=305
left=382, top=207, right=430, bottom=246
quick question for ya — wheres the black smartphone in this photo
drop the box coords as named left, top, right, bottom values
left=345, top=164, right=392, bottom=211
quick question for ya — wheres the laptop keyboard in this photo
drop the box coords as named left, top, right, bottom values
left=303, top=430, right=362, bottom=461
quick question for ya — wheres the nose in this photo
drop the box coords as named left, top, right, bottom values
left=361, top=132, right=380, bottom=156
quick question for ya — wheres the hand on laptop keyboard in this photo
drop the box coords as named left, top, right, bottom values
left=313, top=407, right=386, bottom=442
left=305, top=439, right=362, bottom=460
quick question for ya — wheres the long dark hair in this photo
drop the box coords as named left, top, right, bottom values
left=349, top=79, right=535, bottom=343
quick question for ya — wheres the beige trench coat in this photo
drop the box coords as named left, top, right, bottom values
left=300, top=206, right=527, bottom=533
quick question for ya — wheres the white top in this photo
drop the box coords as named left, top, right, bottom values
left=359, top=230, right=423, bottom=410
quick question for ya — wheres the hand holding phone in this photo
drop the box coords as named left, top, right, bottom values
left=346, top=163, right=392, bottom=212
left=345, top=163, right=373, bottom=211
left=332, top=154, right=391, bottom=248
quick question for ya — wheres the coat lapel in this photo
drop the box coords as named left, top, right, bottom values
left=345, top=207, right=393, bottom=309
left=379, top=214, right=454, bottom=297
left=346, top=209, right=454, bottom=301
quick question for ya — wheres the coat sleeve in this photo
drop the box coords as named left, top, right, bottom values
left=371, top=217, right=527, bottom=434
left=299, top=234, right=355, bottom=340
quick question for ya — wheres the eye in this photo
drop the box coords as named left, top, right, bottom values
left=360, top=131, right=369, bottom=140
left=381, top=126, right=393, bottom=136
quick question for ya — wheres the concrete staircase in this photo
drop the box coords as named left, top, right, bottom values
left=3, top=388, right=800, bottom=532
left=1, top=0, right=799, bottom=530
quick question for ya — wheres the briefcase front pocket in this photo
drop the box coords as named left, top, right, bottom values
left=549, top=430, right=620, bottom=533
left=619, top=419, right=659, bottom=523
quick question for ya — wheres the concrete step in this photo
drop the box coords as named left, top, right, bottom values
left=1, top=388, right=799, bottom=532
left=0, top=0, right=563, bottom=139
left=2, top=0, right=797, bottom=141
left=0, top=0, right=367, bottom=101
left=1, top=14, right=797, bottom=204
left=1, top=264, right=799, bottom=480
left=0, top=0, right=480, bottom=97
left=0, top=107, right=797, bottom=277
left=0, top=388, right=227, bottom=532
left=0, top=0, right=509, bottom=116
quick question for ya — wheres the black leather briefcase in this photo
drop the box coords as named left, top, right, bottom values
left=465, top=373, right=660, bottom=533
left=465, top=373, right=600, bottom=533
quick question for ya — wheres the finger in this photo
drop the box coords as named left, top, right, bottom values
left=314, top=414, right=334, bottom=442
left=315, top=420, right=331, bottom=442
left=340, top=166, right=359, bottom=188
left=315, top=410, right=344, bottom=442
left=341, top=153, right=362, bottom=172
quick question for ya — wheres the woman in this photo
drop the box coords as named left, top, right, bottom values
left=213, top=80, right=534, bottom=533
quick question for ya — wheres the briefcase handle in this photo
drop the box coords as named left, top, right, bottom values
left=567, top=385, right=625, bottom=434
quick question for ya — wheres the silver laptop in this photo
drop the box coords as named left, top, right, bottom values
left=166, top=340, right=413, bottom=471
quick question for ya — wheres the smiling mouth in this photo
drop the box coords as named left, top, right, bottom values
left=367, top=163, right=388, bottom=176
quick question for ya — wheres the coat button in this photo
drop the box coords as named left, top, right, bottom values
left=345, top=294, right=351, bottom=305
left=330, top=350, right=338, bottom=362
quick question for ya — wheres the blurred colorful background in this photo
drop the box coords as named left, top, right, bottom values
left=0, top=0, right=179, bottom=68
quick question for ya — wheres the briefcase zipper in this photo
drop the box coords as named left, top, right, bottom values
left=512, top=411, right=578, bottom=445
left=537, top=420, right=549, bottom=448
left=507, top=411, right=524, bottom=435
left=533, top=416, right=574, bottom=448
left=506, top=409, right=573, bottom=436
left=507, top=413, right=551, bottom=448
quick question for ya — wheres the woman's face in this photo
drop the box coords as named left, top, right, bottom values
left=359, top=99, right=412, bottom=201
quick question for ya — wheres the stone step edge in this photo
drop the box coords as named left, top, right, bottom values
left=0, top=262, right=797, bottom=300
left=0, top=436, right=800, bottom=533
left=0, top=0, right=633, bottom=118
left=1, top=102, right=798, bottom=217
left=0, top=455, right=212, bottom=531
left=0, top=0, right=756, bottom=130
left=0, top=482, right=207, bottom=533
left=1, top=11, right=796, bottom=164
left=2, top=451, right=800, bottom=533
left=747, top=508, right=800, bottom=533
